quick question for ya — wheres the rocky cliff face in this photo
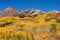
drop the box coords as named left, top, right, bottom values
left=0, top=7, right=44, bottom=17
left=0, top=7, right=60, bottom=18
left=0, top=7, right=17, bottom=17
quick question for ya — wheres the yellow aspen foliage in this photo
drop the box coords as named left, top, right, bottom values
left=15, top=31, right=20, bottom=35
left=46, top=12, right=51, bottom=14
left=57, top=32, right=60, bottom=36
left=56, top=31, right=60, bottom=37
left=34, top=34, right=40, bottom=39
left=0, top=12, right=60, bottom=40
left=47, top=19, right=56, bottom=24
left=26, top=33, right=34, bottom=40
left=20, top=31, right=27, bottom=37
left=39, top=33, right=48, bottom=38
left=56, top=24, right=60, bottom=30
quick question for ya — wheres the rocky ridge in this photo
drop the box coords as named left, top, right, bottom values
left=0, top=7, right=60, bottom=17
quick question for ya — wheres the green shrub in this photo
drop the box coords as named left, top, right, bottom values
left=50, top=24, right=56, bottom=33
left=56, top=18, right=60, bottom=23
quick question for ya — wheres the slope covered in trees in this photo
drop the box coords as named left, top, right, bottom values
left=0, top=7, right=60, bottom=40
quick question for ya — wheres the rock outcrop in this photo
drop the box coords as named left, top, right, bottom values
left=0, top=7, right=60, bottom=18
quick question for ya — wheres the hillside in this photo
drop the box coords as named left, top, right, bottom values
left=0, top=7, right=60, bottom=40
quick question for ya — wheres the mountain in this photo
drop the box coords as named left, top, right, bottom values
left=0, top=7, right=44, bottom=17
left=17, top=9, right=43, bottom=17
left=0, top=7, right=60, bottom=17
left=2, top=7, right=16, bottom=12
left=0, top=7, right=17, bottom=17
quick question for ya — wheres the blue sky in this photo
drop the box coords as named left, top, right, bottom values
left=0, top=0, right=60, bottom=12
